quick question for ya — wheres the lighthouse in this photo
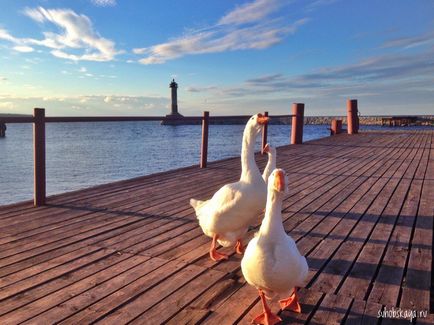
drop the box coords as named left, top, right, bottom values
left=161, top=79, right=185, bottom=125
left=168, top=79, right=183, bottom=117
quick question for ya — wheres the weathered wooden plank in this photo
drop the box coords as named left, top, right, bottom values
left=0, top=254, right=153, bottom=324
left=369, top=171, right=427, bottom=306
left=334, top=135, right=428, bottom=300
left=400, top=146, right=433, bottom=310
left=308, top=292, right=353, bottom=324
left=46, top=262, right=200, bottom=324
left=344, top=299, right=382, bottom=325
left=128, top=269, right=226, bottom=324
left=198, top=283, right=259, bottom=324
left=0, top=251, right=136, bottom=316
left=311, top=133, right=425, bottom=296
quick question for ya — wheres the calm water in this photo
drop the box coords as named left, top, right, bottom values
left=0, top=122, right=423, bottom=205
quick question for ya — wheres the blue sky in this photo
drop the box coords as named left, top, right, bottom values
left=0, top=0, right=433, bottom=116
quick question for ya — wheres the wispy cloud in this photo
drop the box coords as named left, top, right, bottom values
left=194, top=44, right=434, bottom=103
left=218, top=0, right=282, bottom=26
left=186, top=85, right=219, bottom=93
left=305, top=0, right=338, bottom=12
left=134, top=0, right=308, bottom=64
left=91, top=0, right=116, bottom=7
left=0, top=7, right=119, bottom=62
left=0, top=101, right=15, bottom=109
left=12, top=45, right=34, bottom=52
left=381, top=31, right=434, bottom=49
left=0, top=95, right=169, bottom=115
left=0, top=29, right=18, bottom=42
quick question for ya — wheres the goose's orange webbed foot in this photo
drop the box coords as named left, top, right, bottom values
left=279, top=288, right=301, bottom=313
left=252, top=290, right=282, bottom=325
left=210, top=249, right=228, bottom=261
left=252, top=312, right=281, bottom=325
left=209, top=234, right=229, bottom=261
left=235, top=239, right=245, bottom=255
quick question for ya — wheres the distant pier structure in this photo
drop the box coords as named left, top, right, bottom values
left=161, top=79, right=195, bottom=125
left=381, top=116, right=418, bottom=127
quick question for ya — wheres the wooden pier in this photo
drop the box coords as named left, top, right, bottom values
left=0, top=130, right=432, bottom=324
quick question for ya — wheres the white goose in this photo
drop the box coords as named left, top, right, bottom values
left=190, top=113, right=269, bottom=261
left=241, top=168, right=308, bottom=325
left=262, top=144, right=276, bottom=184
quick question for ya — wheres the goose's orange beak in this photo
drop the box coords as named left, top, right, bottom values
left=274, top=170, right=285, bottom=192
left=257, top=114, right=269, bottom=125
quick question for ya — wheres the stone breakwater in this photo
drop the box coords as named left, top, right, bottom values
left=304, top=115, right=434, bottom=126
left=161, top=115, right=434, bottom=126
left=252, top=115, right=433, bottom=126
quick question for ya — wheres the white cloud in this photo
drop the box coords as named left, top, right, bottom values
left=79, top=67, right=87, bottom=73
left=186, top=85, right=218, bottom=93
left=91, top=0, right=116, bottom=7
left=136, top=0, right=309, bottom=66
left=0, top=7, right=119, bottom=62
left=305, top=0, right=338, bottom=12
left=132, top=48, right=146, bottom=54
left=13, top=94, right=163, bottom=114
left=218, top=0, right=281, bottom=26
left=202, top=45, right=434, bottom=110
left=0, top=101, right=15, bottom=109
left=0, top=28, right=17, bottom=42
left=143, top=103, right=155, bottom=109
left=381, top=31, right=434, bottom=49
left=13, top=45, right=34, bottom=52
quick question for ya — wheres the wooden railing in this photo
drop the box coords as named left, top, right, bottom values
left=1, top=108, right=301, bottom=206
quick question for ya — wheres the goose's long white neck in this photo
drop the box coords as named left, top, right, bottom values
left=262, top=153, right=276, bottom=182
left=240, top=129, right=261, bottom=182
left=259, top=191, right=285, bottom=238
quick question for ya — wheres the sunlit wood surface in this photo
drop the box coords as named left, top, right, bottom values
left=0, top=130, right=432, bottom=324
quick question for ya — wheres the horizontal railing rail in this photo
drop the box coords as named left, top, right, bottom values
left=0, top=116, right=35, bottom=123
left=0, top=108, right=303, bottom=207
left=0, top=114, right=293, bottom=123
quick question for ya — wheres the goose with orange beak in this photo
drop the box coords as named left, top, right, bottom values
left=241, top=168, right=308, bottom=325
left=190, top=113, right=269, bottom=261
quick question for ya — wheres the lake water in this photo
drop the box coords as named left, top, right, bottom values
left=0, top=122, right=425, bottom=205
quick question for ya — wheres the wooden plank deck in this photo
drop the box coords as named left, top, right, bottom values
left=0, top=130, right=433, bottom=324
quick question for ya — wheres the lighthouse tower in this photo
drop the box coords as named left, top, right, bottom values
left=161, top=79, right=187, bottom=125
left=168, top=79, right=183, bottom=117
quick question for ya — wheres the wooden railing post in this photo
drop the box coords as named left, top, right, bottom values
left=200, top=111, right=209, bottom=168
left=33, top=108, right=46, bottom=206
left=291, top=103, right=304, bottom=144
left=347, top=99, right=359, bottom=134
left=330, top=119, right=342, bottom=135
left=0, top=122, right=6, bottom=137
left=261, top=111, right=268, bottom=154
